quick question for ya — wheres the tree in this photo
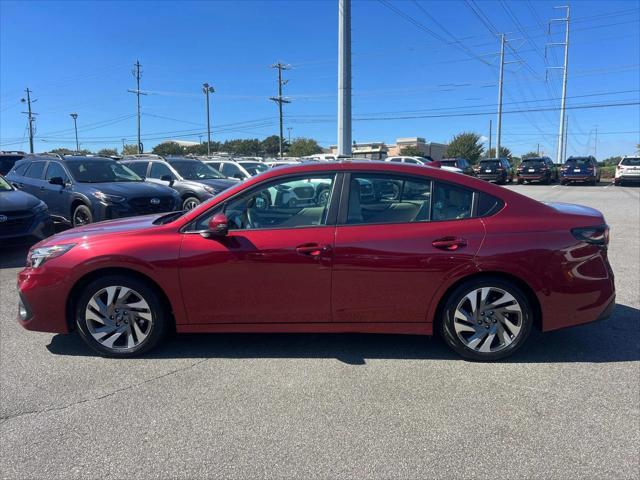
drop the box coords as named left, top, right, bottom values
left=261, top=135, right=282, bottom=156
left=222, top=138, right=262, bottom=156
left=151, top=142, right=185, bottom=156
left=600, top=156, right=622, bottom=166
left=522, top=151, right=540, bottom=159
left=445, top=132, right=484, bottom=163
left=48, top=147, right=92, bottom=155
left=399, top=146, right=424, bottom=157
left=185, top=142, right=221, bottom=156
left=288, top=138, right=323, bottom=157
left=122, top=144, right=139, bottom=155
left=97, top=148, right=118, bottom=157
left=486, top=146, right=512, bottom=160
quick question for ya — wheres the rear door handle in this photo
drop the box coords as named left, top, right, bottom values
left=296, top=243, right=331, bottom=257
left=432, top=237, right=467, bottom=251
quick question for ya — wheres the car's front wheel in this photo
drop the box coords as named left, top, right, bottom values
left=75, top=275, right=168, bottom=357
left=440, top=277, right=533, bottom=361
left=72, top=204, right=93, bottom=227
left=183, top=196, right=201, bottom=210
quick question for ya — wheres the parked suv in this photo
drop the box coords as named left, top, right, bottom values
left=517, top=157, right=559, bottom=184
left=560, top=156, right=600, bottom=185
left=0, top=174, right=54, bottom=244
left=440, top=158, right=475, bottom=176
left=385, top=156, right=464, bottom=174
left=204, top=160, right=270, bottom=180
left=614, top=156, right=640, bottom=186
left=6, top=155, right=179, bottom=227
left=122, top=156, right=238, bottom=210
left=0, top=151, right=26, bottom=175
left=475, top=158, right=514, bottom=184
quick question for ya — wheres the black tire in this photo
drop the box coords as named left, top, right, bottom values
left=182, top=196, right=201, bottom=210
left=75, top=275, right=169, bottom=358
left=72, top=204, right=93, bottom=227
left=439, top=277, right=533, bottom=361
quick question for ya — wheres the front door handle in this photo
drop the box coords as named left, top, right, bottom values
left=296, top=243, right=331, bottom=257
left=432, top=237, right=467, bottom=251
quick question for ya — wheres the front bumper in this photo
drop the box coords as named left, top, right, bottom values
left=0, top=210, right=54, bottom=244
left=92, top=198, right=180, bottom=221
left=17, top=265, right=72, bottom=333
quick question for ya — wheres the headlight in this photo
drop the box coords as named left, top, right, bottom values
left=27, top=244, right=76, bottom=268
left=33, top=201, right=48, bottom=213
left=203, top=185, right=218, bottom=195
left=93, top=191, right=125, bottom=203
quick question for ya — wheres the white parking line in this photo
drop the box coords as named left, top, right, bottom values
left=552, top=184, right=561, bottom=188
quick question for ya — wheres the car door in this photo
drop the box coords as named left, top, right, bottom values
left=42, top=161, right=73, bottom=218
left=331, top=173, right=485, bottom=324
left=178, top=171, right=341, bottom=324
left=19, top=161, right=48, bottom=197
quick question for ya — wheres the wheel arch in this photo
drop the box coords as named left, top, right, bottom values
left=70, top=196, right=91, bottom=221
left=65, top=267, right=176, bottom=332
left=431, top=271, right=543, bottom=332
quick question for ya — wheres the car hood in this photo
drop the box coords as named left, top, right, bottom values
left=441, top=166, right=463, bottom=173
left=83, top=181, right=175, bottom=197
left=195, top=178, right=239, bottom=191
left=0, top=189, right=41, bottom=212
left=38, top=214, right=165, bottom=247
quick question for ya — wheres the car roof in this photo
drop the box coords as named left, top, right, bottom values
left=61, top=155, right=114, bottom=162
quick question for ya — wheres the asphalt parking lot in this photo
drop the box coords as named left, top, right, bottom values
left=1, top=182, right=638, bottom=479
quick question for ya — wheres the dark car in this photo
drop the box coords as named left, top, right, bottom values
left=560, top=156, right=600, bottom=185
left=6, top=155, right=180, bottom=227
left=17, top=161, right=614, bottom=361
left=0, top=174, right=54, bottom=244
left=122, top=157, right=238, bottom=210
left=475, top=158, right=514, bottom=184
left=0, top=151, right=26, bottom=176
left=440, top=158, right=475, bottom=176
left=517, top=157, right=559, bottom=184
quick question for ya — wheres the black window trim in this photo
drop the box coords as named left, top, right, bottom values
left=44, top=160, right=72, bottom=183
left=337, top=171, right=487, bottom=227
left=181, top=171, right=345, bottom=234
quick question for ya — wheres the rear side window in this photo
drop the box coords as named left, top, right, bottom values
left=477, top=192, right=504, bottom=217
left=126, top=162, right=149, bottom=177
left=432, top=182, right=473, bottom=221
left=25, top=161, right=46, bottom=179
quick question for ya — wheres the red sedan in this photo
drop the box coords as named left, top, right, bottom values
left=17, top=161, right=615, bottom=360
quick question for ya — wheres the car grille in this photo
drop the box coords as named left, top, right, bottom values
left=293, top=186, right=315, bottom=200
left=0, top=210, right=35, bottom=235
left=128, top=196, right=175, bottom=214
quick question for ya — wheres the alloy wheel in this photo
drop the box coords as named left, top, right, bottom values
left=183, top=198, right=200, bottom=210
left=85, top=286, right=153, bottom=351
left=452, top=287, right=523, bottom=353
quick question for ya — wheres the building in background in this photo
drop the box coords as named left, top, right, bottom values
left=328, top=137, right=448, bottom=160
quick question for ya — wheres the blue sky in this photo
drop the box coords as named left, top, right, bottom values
left=1, top=0, right=638, bottom=159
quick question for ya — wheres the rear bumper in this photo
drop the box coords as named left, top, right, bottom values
left=561, top=175, right=596, bottom=182
left=518, top=173, right=549, bottom=181
left=615, top=175, right=640, bottom=183
left=477, top=174, right=506, bottom=182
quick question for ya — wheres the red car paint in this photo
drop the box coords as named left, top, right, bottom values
left=17, top=161, right=615, bottom=337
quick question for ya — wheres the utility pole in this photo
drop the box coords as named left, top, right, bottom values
left=496, top=34, right=505, bottom=159
left=70, top=113, right=79, bottom=152
left=127, top=60, right=146, bottom=154
left=548, top=6, right=570, bottom=164
left=338, top=0, right=352, bottom=157
left=121, top=139, right=126, bottom=153
left=203, top=83, right=215, bottom=155
left=20, top=88, right=37, bottom=154
left=287, top=127, right=292, bottom=144
left=488, top=119, right=492, bottom=158
left=270, top=62, right=291, bottom=158
left=594, top=126, right=598, bottom=158
left=537, top=143, right=540, bottom=156
left=564, top=114, right=569, bottom=162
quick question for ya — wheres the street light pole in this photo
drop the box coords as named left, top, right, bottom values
left=203, top=83, right=215, bottom=156
left=70, top=113, right=79, bottom=152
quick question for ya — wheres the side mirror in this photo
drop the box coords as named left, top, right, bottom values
left=49, top=176, right=65, bottom=186
left=205, top=213, right=229, bottom=237
left=233, top=173, right=245, bottom=180
left=160, top=174, right=174, bottom=186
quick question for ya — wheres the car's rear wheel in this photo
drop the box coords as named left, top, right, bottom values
left=440, top=277, right=533, bottom=361
left=182, top=196, right=200, bottom=210
left=75, top=275, right=168, bottom=357
left=72, top=204, right=93, bottom=227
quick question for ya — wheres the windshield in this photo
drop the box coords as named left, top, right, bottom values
left=239, top=162, right=269, bottom=175
left=0, top=175, right=13, bottom=191
left=66, top=160, right=142, bottom=183
left=169, top=160, right=224, bottom=180
left=620, top=157, right=640, bottom=166
left=565, top=157, right=591, bottom=166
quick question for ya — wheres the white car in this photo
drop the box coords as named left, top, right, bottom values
left=385, top=156, right=463, bottom=174
left=204, top=160, right=270, bottom=180
left=614, top=156, right=640, bottom=186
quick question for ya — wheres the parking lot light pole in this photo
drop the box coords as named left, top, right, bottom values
left=203, top=83, right=214, bottom=156
left=70, top=113, right=79, bottom=152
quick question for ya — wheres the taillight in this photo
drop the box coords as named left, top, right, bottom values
left=571, top=225, right=609, bottom=246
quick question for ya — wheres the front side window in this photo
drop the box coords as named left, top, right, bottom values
left=168, top=160, right=224, bottom=180
left=25, top=162, right=46, bottom=179
left=0, top=175, right=13, bottom=191
left=221, top=163, right=243, bottom=178
left=239, top=162, right=269, bottom=176
left=346, top=174, right=432, bottom=225
left=125, top=162, right=149, bottom=177
left=45, top=162, right=69, bottom=181
left=149, top=162, right=174, bottom=180
left=195, top=174, right=336, bottom=231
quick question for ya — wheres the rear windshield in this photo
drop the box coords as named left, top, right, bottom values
left=479, top=160, right=500, bottom=167
left=521, top=159, right=544, bottom=166
left=439, top=160, right=457, bottom=167
left=565, top=157, right=591, bottom=166
left=620, top=157, right=640, bottom=166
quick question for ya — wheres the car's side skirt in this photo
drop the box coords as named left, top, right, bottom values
left=177, top=322, right=433, bottom=335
